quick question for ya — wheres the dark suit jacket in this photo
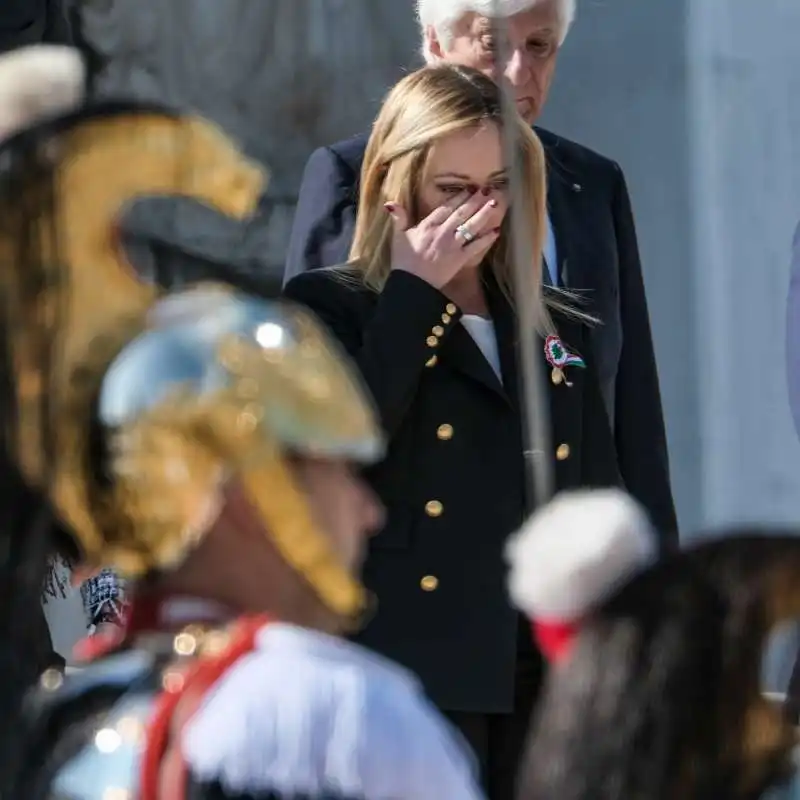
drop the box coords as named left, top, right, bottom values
left=283, top=265, right=621, bottom=712
left=285, top=129, right=678, bottom=550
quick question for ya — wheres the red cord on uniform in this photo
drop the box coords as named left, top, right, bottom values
left=138, top=613, right=270, bottom=800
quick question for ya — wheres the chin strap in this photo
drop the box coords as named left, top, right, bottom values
left=239, top=456, right=368, bottom=626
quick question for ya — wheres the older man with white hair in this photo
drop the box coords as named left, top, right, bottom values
left=285, top=1, right=677, bottom=795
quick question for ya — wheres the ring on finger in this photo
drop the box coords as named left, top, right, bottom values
left=455, top=223, right=476, bottom=244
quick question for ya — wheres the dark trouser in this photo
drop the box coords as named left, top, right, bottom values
left=445, top=652, right=542, bottom=800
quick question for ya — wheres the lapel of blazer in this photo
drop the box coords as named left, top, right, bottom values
left=483, top=267, right=520, bottom=412
left=440, top=320, right=508, bottom=402
left=540, top=129, right=591, bottom=292
left=432, top=267, right=516, bottom=405
left=440, top=270, right=577, bottom=421
left=544, top=304, right=587, bottom=451
left=483, top=277, right=590, bottom=460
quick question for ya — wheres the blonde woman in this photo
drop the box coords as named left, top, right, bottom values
left=283, top=64, right=620, bottom=799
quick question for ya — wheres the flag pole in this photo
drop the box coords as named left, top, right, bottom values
left=492, top=7, right=554, bottom=507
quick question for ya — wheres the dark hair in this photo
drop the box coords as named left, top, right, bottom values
left=518, top=533, right=800, bottom=800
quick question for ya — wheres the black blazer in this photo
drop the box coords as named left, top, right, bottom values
left=284, top=129, right=678, bottom=550
left=283, top=266, right=620, bottom=713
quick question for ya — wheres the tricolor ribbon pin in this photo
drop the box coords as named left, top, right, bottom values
left=544, top=335, right=585, bottom=387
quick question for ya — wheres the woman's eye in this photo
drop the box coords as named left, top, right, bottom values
left=437, top=185, right=464, bottom=195
left=492, top=179, right=509, bottom=191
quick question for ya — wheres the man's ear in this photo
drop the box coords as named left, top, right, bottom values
left=425, top=24, right=445, bottom=61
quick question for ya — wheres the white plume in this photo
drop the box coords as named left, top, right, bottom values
left=0, top=45, right=85, bottom=141
left=505, top=489, right=657, bottom=620
left=184, top=624, right=484, bottom=799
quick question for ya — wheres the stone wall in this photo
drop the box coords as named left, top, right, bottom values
left=80, top=0, right=421, bottom=280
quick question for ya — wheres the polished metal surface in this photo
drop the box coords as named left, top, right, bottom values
left=50, top=692, right=155, bottom=800
left=35, top=650, right=158, bottom=800
left=99, top=289, right=303, bottom=425
left=98, top=287, right=384, bottom=463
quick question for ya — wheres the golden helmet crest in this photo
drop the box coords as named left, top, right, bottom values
left=0, top=102, right=383, bottom=622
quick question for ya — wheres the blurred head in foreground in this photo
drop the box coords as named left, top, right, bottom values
left=507, top=489, right=800, bottom=800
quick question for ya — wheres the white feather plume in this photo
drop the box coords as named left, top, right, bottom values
left=0, top=45, right=85, bottom=141
left=505, top=489, right=657, bottom=621
left=183, top=624, right=484, bottom=799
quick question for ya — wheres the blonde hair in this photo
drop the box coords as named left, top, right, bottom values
left=348, top=63, right=578, bottom=334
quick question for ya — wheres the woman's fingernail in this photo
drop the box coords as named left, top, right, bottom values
left=481, top=187, right=492, bottom=196
left=493, top=226, right=502, bottom=233
left=489, top=198, right=498, bottom=207
left=384, top=202, right=395, bottom=213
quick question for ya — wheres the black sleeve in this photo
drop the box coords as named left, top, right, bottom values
left=283, top=270, right=462, bottom=438
left=283, top=146, right=359, bottom=285
left=611, top=164, right=679, bottom=553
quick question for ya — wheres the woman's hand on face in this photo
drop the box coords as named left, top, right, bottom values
left=385, top=190, right=502, bottom=290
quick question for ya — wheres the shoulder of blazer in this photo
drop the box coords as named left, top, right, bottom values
left=534, top=126, right=621, bottom=187
left=328, top=132, right=370, bottom=176
left=283, top=265, right=376, bottom=309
